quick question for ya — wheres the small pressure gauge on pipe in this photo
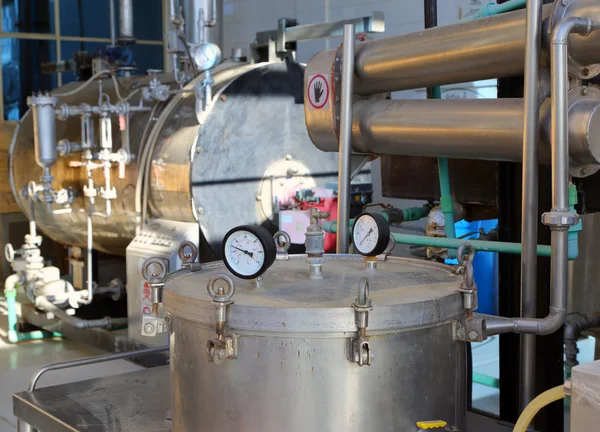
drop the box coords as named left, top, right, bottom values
left=352, top=213, right=391, bottom=257
left=191, top=43, right=222, bottom=71
left=222, top=225, right=276, bottom=279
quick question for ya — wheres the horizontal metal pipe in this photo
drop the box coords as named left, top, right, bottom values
left=310, top=97, right=600, bottom=170
left=351, top=5, right=553, bottom=94
left=305, top=2, right=600, bottom=95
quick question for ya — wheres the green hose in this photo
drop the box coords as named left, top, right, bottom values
left=461, top=0, right=526, bottom=21
left=4, top=289, right=60, bottom=343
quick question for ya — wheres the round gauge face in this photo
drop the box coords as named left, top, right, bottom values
left=352, top=213, right=391, bottom=257
left=192, top=43, right=222, bottom=71
left=222, top=226, right=276, bottom=279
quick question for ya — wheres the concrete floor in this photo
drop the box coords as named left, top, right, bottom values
left=0, top=296, right=142, bottom=431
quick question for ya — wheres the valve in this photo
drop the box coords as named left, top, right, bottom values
left=305, top=208, right=330, bottom=279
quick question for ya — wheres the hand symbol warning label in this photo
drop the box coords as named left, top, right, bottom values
left=308, top=74, right=329, bottom=110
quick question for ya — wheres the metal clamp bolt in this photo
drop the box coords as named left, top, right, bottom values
left=351, top=278, right=374, bottom=367
left=457, top=243, right=478, bottom=319
left=178, top=241, right=200, bottom=270
left=140, top=257, right=170, bottom=337
left=274, top=231, right=291, bottom=261
left=206, top=274, right=238, bottom=364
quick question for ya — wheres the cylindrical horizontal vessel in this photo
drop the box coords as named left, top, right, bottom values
left=305, top=1, right=600, bottom=96
left=165, top=255, right=467, bottom=432
left=306, top=87, right=600, bottom=177
left=10, top=62, right=339, bottom=255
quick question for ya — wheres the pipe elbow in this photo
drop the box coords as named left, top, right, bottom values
left=551, top=17, right=592, bottom=45
left=536, top=309, right=567, bottom=336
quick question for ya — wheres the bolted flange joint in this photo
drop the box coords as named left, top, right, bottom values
left=541, top=210, right=579, bottom=230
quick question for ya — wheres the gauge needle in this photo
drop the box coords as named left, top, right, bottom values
left=232, top=245, right=254, bottom=258
left=360, top=228, right=373, bottom=245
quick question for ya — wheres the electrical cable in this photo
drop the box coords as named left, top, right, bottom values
left=53, top=69, right=111, bottom=97
left=110, top=74, right=141, bottom=102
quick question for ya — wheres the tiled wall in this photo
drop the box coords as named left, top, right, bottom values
left=222, top=0, right=489, bottom=66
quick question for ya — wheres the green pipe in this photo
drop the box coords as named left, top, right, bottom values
left=437, top=158, right=456, bottom=241
left=473, top=372, right=500, bottom=389
left=461, top=0, right=526, bottom=21
left=390, top=232, right=578, bottom=260
left=568, top=185, right=582, bottom=261
left=4, top=289, right=60, bottom=343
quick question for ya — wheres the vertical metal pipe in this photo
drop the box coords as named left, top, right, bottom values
left=119, top=0, right=134, bottom=41
left=424, top=0, right=438, bottom=99
left=519, top=0, right=543, bottom=411
left=109, top=0, right=116, bottom=47
left=336, top=24, right=355, bottom=254
left=86, top=212, right=94, bottom=304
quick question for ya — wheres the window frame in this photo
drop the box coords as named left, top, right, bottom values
left=0, top=0, right=169, bottom=121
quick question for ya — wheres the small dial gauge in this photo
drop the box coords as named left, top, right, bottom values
left=352, top=212, right=391, bottom=257
left=222, top=225, right=276, bottom=279
left=191, top=42, right=222, bottom=71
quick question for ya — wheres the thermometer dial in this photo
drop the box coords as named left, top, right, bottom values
left=352, top=213, right=391, bottom=257
left=222, top=225, right=276, bottom=279
left=191, top=42, right=222, bottom=71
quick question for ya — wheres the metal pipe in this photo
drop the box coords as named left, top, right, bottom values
left=119, top=0, right=135, bottom=43
left=304, top=4, right=600, bottom=96
left=109, top=0, right=116, bottom=47
left=484, top=16, right=593, bottom=338
left=520, top=0, right=544, bottom=410
left=35, top=297, right=115, bottom=330
left=86, top=211, right=93, bottom=303
left=336, top=24, right=355, bottom=254
left=28, top=346, right=169, bottom=392
left=309, top=97, right=600, bottom=168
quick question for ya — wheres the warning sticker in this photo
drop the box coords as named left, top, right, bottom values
left=308, top=74, right=330, bottom=110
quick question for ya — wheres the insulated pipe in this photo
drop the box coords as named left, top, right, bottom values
left=335, top=24, right=355, bottom=254
left=315, top=97, right=600, bottom=171
left=484, top=17, right=593, bottom=337
left=520, top=0, right=544, bottom=410
left=304, top=2, right=600, bottom=97
left=118, top=0, right=135, bottom=44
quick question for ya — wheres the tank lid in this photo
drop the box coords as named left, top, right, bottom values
left=164, top=254, right=464, bottom=333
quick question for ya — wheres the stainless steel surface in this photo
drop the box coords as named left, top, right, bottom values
left=165, top=255, right=466, bottom=431
left=13, top=366, right=170, bottom=432
left=308, top=94, right=600, bottom=171
left=570, top=360, right=600, bottom=432
left=335, top=24, right=354, bottom=254
left=29, top=95, right=58, bottom=169
left=10, top=62, right=339, bottom=256
left=520, top=0, right=544, bottom=411
left=119, top=0, right=134, bottom=42
left=28, top=346, right=168, bottom=392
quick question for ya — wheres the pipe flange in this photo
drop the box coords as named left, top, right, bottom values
left=27, top=94, right=59, bottom=107
left=542, top=210, right=579, bottom=229
left=551, top=0, right=600, bottom=79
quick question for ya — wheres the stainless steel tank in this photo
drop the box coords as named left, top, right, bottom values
left=164, top=254, right=467, bottom=431
left=10, top=62, right=339, bottom=256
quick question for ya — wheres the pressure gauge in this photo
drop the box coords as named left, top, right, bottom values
left=352, top=213, right=391, bottom=257
left=191, top=42, right=222, bottom=71
left=222, top=225, right=276, bottom=279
